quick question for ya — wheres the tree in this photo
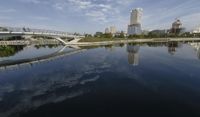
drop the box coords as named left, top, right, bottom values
left=94, top=32, right=103, bottom=37
left=103, top=33, right=113, bottom=38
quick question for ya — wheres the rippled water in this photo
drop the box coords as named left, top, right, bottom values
left=0, top=41, right=200, bottom=117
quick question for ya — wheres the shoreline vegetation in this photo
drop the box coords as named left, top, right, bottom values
left=1, top=38, right=200, bottom=46
left=79, top=30, right=200, bottom=42
left=79, top=32, right=200, bottom=42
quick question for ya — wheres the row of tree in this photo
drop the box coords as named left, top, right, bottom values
left=85, top=32, right=125, bottom=39
left=85, top=31, right=200, bottom=39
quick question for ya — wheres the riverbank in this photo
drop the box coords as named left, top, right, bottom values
left=0, top=39, right=60, bottom=45
left=75, top=38, right=200, bottom=46
left=1, top=38, right=200, bottom=46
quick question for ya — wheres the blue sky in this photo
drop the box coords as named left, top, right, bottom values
left=0, top=0, right=200, bottom=33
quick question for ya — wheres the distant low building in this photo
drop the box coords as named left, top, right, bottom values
left=150, top=30, right=168, bottom=35
left=193, top=27, right=200, bottom=33
left=110, top=26, right=117, bottom=34
left=104, top=26, right=117, bottom=36
left=0, top=27, right=8, bottom=32
left=142, top=30, right=150, bottom=35
left=105, top=28, right=110, bottom=34
left=94, top=32, right=103, bottom=37
left=170, top=19, right=185, bottom=34
left=115, top=31, right=125, bottom=38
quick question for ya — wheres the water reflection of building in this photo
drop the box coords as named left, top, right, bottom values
left=190, top=42, right=200, bottom=59
left=127, top=44, right=140, bottom=66
left=167, top=42, right=182, bottom=55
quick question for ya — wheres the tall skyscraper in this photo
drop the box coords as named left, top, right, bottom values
left=130, top=8, right=143, bottom=25
left=128, top=8, right=143, bottom=35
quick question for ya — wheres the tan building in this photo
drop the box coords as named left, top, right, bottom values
left=171, top=19, right=183, bottom=34
left=172, top=19, right=182, bottom=29
left=110, top=26, right=116, bottom=34
left=130, top=8, right=143, bottom=25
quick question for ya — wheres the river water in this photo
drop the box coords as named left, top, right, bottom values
left=0, top=41, right=200, bottom=117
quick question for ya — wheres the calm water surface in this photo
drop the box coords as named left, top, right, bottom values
left=0, top=42, right=200, bottom=117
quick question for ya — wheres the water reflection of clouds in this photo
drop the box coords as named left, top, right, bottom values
left=1, top=42, right=200, bottom=116
left=190, top=42, right=200, bottom=60
left=0, top=50, right=113, bottom=117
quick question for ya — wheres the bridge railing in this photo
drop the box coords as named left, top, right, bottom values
left=0, top=31, right=85, bottom=38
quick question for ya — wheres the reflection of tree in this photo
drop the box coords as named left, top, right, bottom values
left=146, top=42, right=167, bottom=47
left=127, top=44, right=140, bottom=66
left=168, top=42, right=178, bottom=55
left=119, top=43, right=125, bottom=47
left=0, top=45, right=24, bottom=57
left=34, top=44, right=60, bottom=49
left=197, top=49, right=200, bottom=60
left=1, top=36, right=24, bottom=40
left=104, top=45, right=113, bottom=49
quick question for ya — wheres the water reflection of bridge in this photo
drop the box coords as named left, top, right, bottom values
left=0, top=46, right=85, bottom=71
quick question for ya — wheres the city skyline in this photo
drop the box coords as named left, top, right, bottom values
left=0, top=0, right=200, bottom=33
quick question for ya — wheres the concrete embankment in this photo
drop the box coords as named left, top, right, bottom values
left=1, top=38, right=200, bottom=46
left=73, top=38, right=200, bottom=46
left=0, top=39, right=60, bottom=45
left=0, top=40, right=30, bottom=45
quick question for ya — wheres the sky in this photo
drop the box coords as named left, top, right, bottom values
left=0, top=0, right=200, bottom=33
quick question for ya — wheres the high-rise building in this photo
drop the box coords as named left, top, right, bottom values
left=128, top=8, right=143, bottom=35
left=130, top=8, right=143, bottom=25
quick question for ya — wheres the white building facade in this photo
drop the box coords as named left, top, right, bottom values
left=193, top=27, right=200, bottom=33
left=128, top=8, right=143, bottom=35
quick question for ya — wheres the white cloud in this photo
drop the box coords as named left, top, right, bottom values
left=53, top=3, right=66, bottom=10
left=59, top=0, right=131, bottom=24
left=19, top=0, right=41, bottom=4
left=181, top=13, right=200, bottom=30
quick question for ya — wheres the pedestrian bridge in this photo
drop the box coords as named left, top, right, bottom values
left=0, top=31, right=84, bottom=45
